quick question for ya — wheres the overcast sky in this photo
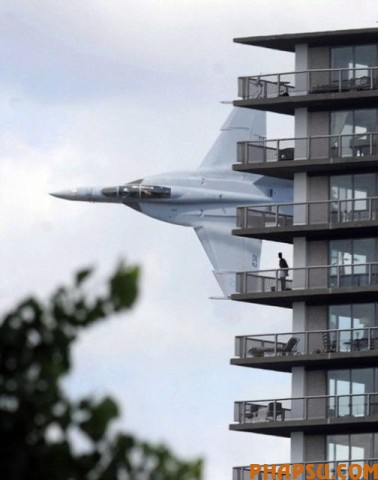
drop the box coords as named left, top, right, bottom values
left=2, top=1, right=378, bottom=479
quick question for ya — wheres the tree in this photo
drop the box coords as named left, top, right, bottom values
left=0, top=263, right=202, bottom=480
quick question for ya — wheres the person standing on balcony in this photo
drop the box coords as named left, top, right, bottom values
left=278, top=252, right=289, bottom=290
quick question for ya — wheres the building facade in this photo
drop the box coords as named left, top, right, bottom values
left=230, top=28, right=378, bottom=480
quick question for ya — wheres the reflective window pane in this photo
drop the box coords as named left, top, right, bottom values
left=327, top=433, right=374, bottom=461
left=355, top=45, right=377, bottom=70
left=330, top=109, right=378, bottom=157
left=351, top=433, right=373, bottom=460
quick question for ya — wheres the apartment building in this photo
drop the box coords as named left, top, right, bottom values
left=230, top=28, right=378, bottom=480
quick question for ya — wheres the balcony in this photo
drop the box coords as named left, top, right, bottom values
left=234, top=67, right=378, bottom=114
left=233, top=132, right=378, bottom=178
left=232, top=327, right=378, bottom=372
left=232, top=262, right=378, bottom=307
left=231, top=393, right=378, bottom=436
left=233, top=459, right=378, bottom=480
left=234, top=197, right=378, bottom=243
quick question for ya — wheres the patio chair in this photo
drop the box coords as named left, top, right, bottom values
left=266, top=402, right=285, bottom=421
left=277, top=337, right=299, bottom=356
left=248, top=339, right=289, bottom=357
left=244, top=404, right=260, bottom=422
left=322, top=331, right=337, bottom=353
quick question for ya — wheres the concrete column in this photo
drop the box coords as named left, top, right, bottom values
left=291, top=364, right=305, bottom=464
left=293, top=174, right=308, bottom=224
left=295, top=44, right=308, bottom=95
left=295, top=109, right=308, bottom=161
left=293, top=238, right=306, bottom=288
left=291, top=432, right=305, bottom=464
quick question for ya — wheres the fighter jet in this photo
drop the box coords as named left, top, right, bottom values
left=51, top=107, right=293, bottom=297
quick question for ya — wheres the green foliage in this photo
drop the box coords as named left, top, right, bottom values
left=0, top=263, right=202, bottom=480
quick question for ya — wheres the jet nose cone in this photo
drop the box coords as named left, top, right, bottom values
left=49, top=188, right=77, bottom=200
left=49, top=187, right=93, bottom=201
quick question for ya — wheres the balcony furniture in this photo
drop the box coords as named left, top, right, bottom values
left=244, top=404, right=260, bottom=421
left=279, top=336, right=299, bottom=355
left=266, top=402, right=285, bottom=421
left=343, top=337, right=377, bottom=351
left=278, top=148, right=294, bottom=161
left=248, top=337, right=298, bottom=357
left=310, top=83, right=340, bottom=94
left=354, top=75, right=372, bottom=90
left=322, top=331, right=337, bottom=353
left=248, top=341, right=285, bottom=357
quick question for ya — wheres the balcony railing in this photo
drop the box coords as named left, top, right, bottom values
left=235, top=327, right=378, bottom=359
left=238, top=67, right=378, bottom=99
left=237, top=132, right=378, bottom=165
left=233, top=459, right=378, bottom=480
left=234, top=393, right=378, bottom=425
left=236, top=197, right=378, bottom=230
left=236, top=262, right=378, bottom=295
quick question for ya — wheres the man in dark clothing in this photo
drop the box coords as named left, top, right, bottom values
left=278, top=252, right=289, bottom=290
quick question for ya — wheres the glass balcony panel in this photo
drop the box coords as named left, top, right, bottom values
left=352, top=394, right=367, bottom=417
left=307, top=396, right=327, bottom=419
left=308, top=202, right=328, bottom=224
left=307, top=331, right=324, bottom=354
left=369, top=394, right=378, bottom=416
left=236, top=262, right=378, bottom=296
left=237, top=132, right=378, bottom=165
left=247, top=143, right=268, bottom=163
left=264, top=140, right=279, bottom=162
left=238, top=67, right=378, bottom=100
left=372, top=264, right=378, bottom=285
left=277, top=139, right=295, bottom=161
left=294, top=71, right=308, bottom=95
left=294, top=137, right=307, bottom=159
left=339, top=329, right=353, bottom=352
left=234, top=327, right=378, bottom=359
left=341, top=134, right=354, bottom=157
left=234, top=393, right=378, bottom=427
left=308, top=266, right=328, bottom=289
left=309, top=136, right=329, bottom=158
left=234, top=197, right=378, bottom=229
left=372, top=133, right=378, bottom=156
left=310, top=69, right=334, bottom=93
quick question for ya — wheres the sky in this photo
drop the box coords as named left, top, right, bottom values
left=1, top=1, right=378, bottom=479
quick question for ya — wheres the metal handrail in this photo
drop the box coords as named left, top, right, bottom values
left=238, top=66, right=378, bottom=99
left=235, top=326, right=378, bottom=358
left=236, top=131, right=378, bottom=164
left=236, top=196, right=378, bottom=229
left=236, top=262, right=378, bottom=294
left=234, top=392, right=378, bottom=424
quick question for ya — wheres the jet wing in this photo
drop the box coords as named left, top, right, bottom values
left=194, top=222, right=262, bottom=298
left=199, top=107, right=266, bottom=170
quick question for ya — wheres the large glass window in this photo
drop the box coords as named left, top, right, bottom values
left=329, top=238, right=378, bottom=287
left=328, top=368, right=376, bottom=417
left=332, top=45, right=378, bottom=80
left=329, top=303, right=378, bottom=351
left=331, top=109, right=378, bottom=136
left=330, top=173, right=378, bottom=221
left=331, top=109, right=378, bottom=157
left=327, top=433, right=378, bottom=462
left=330, top=303, right=377, bottom=329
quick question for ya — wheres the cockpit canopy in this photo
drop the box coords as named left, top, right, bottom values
left=102, top=184, right=171, bottom=200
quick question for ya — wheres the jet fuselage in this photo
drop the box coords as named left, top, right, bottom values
left=51, top=169, right=292, bottom=228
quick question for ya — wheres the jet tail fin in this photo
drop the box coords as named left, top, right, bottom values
left=198, top=107, right=266, bottom=170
